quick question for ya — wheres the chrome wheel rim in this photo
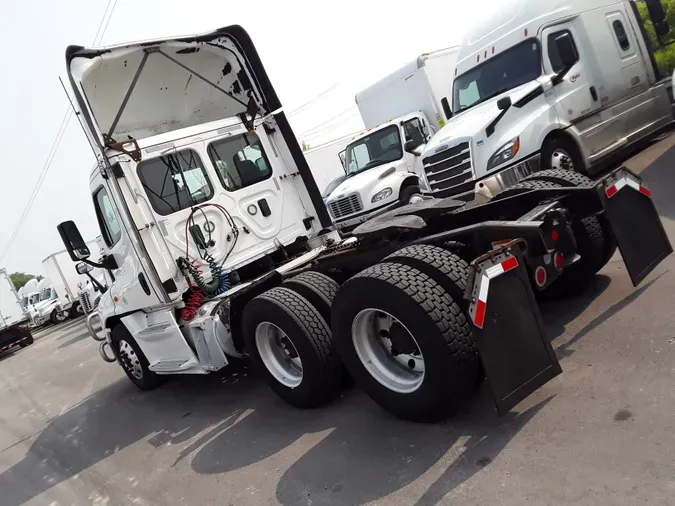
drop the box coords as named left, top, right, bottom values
left=352, top=309, right=425, bottom=394
left=118, top=341, right=143, bottom=380
left=55, top=311, right=68, bottom=322
left=408, top=194, right=424, bottom=205
left=76, top=304, right=85, bottom=315
left=255, top=322, right=303, bottom=388
left=550, top=148, right=575, bottom=171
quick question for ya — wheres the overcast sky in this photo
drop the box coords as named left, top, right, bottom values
left=1, top=0, right=499, bottom=275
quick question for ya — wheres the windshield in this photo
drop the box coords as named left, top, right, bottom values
left=453, top=40, right=542, bottom=113
left=39, top=288, right=52, bottom=302
left=344, top=125, right=402, bottom=174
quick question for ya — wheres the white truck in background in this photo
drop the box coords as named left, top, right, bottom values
left=0, top=269, right=34, bottom=352
left=30, top=278, right=64, bottom=326
left=42, top=245, right=100, bottom=323
left=325, top=47, right=459, bottom=232
left=303, top=134, right=353, bottom=200
left=419, top=0, right=675, bottom=202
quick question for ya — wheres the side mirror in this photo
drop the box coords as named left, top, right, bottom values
left=441, top=97, right=453, bottom=120
left=404, top=140, right=423, bottom=154
left=555, top=33, right=578, bottom=69
left=57, top=221, right=91, bottom=261
left=655, top=21, right=670, bottom=37
left=76, top=262, right=93, bottom=275
left=497, top=96, right=512, bottom=111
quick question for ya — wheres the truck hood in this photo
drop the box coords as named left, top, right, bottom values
left=423, top=81, right=541, bottom=154
left=327, top=164, right=403, bottom=202
left=66, top=26, right=280, bottom=142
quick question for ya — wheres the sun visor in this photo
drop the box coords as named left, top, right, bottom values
left=66, top=26, right=276, bottom=144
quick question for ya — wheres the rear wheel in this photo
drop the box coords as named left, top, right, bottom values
left=111, top=324, right=165, bottom=390
left=242, top=287, right=342, bottom=408
left=69, top=301, right=84, bottom=318
left=522, top=169, right=618, bottom=270
left=19, top=331, right=34, bottom=348
left=493, top=178, right=607, bottom=298
left=332, top=262, right=480, bottom=423
left=282, top=272, right=353, bottom=386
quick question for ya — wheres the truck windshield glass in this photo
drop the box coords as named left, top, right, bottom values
left=453, top=40, right=542, bottom=113
left=344, top=125, right=402, bottom=174
left=39, top=288, right=52, bottom=302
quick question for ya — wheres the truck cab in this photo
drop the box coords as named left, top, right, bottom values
left=325, top=112, right=433, bottom=231
left=421, top=0, right=675, bottom=202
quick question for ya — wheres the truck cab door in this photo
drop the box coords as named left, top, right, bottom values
left=542, top=26, right=610, bottom=156
left=90, top=170, right=164, bottom=316
left=401, top=116, right=427, bottom=177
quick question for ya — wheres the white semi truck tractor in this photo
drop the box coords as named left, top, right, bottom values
left=419, top=0, right=675, bottom=203
left=58, top=25, right=671, bottom=422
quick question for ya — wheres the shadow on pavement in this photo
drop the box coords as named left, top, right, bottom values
left=57, top=329, right=91, bottom=350
left=633, top=137, right=675, bottom=222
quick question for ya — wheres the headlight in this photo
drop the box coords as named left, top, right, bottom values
left=371, top=188, right=393, bottom=203
left=487, top=137, right=520, bottom=170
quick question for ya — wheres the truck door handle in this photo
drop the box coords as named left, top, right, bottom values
left=138, top=273, right=151, bottom=296
left=590, top=86, right=598, bottom=102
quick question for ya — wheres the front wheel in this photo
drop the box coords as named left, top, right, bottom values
left=332, top=262, right=480, bottom=423
left=111, top=324, right=165, bottom=390
left=541, top=137, right=586, bottom=174
left=50, top=309, right=68, bottom=325
left=400, top=185, right=423, bottom=205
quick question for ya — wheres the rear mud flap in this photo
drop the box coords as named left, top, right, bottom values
left=468, top=243, right=562, bottom=416
left=601, top=169, right=672, bottom=286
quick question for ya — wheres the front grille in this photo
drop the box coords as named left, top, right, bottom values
left=328, top=193, right=363, bottom=220
left=423, top=141, right=474, bottom=198
left=79, top=291, right=93, bottom=314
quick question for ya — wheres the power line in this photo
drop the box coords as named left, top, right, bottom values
left=287, top=84, right=339, bottom=118
left=298, top=106, right=359, bottom=138
left=0, top=0, right=118, bottom=265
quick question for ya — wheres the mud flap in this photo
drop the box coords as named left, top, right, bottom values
left=468, top=243, right=562, bottom=416
left=601, top=169, right=672, bottom=287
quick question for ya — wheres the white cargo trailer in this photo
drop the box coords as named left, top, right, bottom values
left=303, top=134, right=353, bottom=197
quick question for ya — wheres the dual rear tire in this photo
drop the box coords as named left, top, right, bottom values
left=243, top=246, right=481, bottom=423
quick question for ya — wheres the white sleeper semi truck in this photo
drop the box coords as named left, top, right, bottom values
left=420, top=0, right=675, bottom=203
left=58, top=25, right=671, bottom=422
left=325, top=47, right=459, bottom=232
left=0, top=269, right=34, bottom=353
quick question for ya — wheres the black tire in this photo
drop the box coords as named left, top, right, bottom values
left=282, top=272, right=354, bottom=387
left=541, top=136, right=586, bottom=173
left=242, top=287, right=342, bottom=408
left=494, top=179, right=606, bottom=298
left=50, top=309, right=68, bottom=325
left=282, top=272, right=339, bottom=324
left=111, top=324, right=165, bottom=390
left=69, top=301, right=84, bottom=318
left=332, top=262, right=480, bottom=423
left=385, top=244, right=470, bottom=309
left=19, top=331, right=34, bottom=348
left=523, top=169, right=618, bottom=270
left=400, top=185, right=421, bottom=205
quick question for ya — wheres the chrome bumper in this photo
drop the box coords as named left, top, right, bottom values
left=86, top=312, right=108, bottom=342
left=474, top=154, right=542, bottom=203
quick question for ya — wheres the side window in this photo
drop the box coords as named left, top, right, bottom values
left=94, top=187, right=122, bottom=247
left=547, top=30, right=580, bottom=73
left=402, top=118, right=425, bottom=145
left=137, top=149, right=213, bottom=216
left=207, top=132, right=272, bottom=192
left=612, top=20, right=630, bottom=51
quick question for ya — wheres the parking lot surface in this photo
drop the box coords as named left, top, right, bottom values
left=3, top=135, right=675, bottom=505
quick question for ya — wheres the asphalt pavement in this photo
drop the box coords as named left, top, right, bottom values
left=3, top=135, right=675, bottom=505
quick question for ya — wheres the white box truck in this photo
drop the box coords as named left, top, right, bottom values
left=419, top=0, right=675, bottom=202
left=325, top=48, right=459, bottom=232
left=0, top=269, right=34, bottom=352
left=42, top=243, right=98, bottom=324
